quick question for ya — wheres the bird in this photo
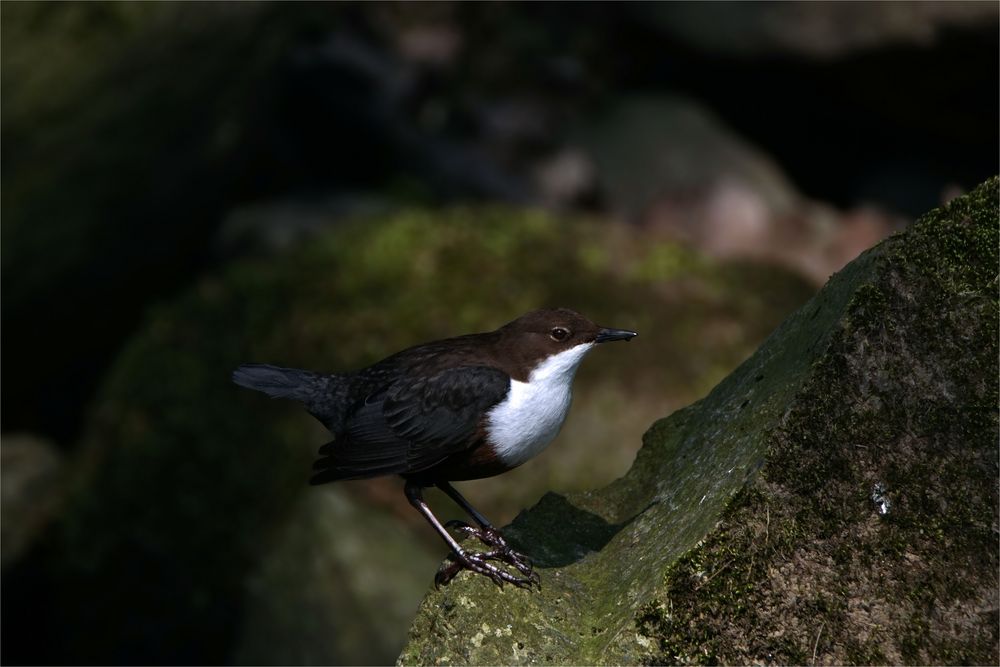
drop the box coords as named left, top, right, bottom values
left=232, top=307, right=637, bottom=588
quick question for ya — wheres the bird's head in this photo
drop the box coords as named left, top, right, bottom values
left=496, top=308, right=637, bottom=380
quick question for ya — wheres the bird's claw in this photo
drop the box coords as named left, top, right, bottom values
left=437, top=521, right=540, bottom=589
left=434, top=549, right=540, bottom=590
left=444, top=520, right=536, bottom=576
left=445, top=520, right=511, bottom=550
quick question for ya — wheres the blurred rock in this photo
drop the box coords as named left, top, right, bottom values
left=313, top=30, right=415, bottom=97
left=692, top=192, right=904, bottom=285
left=399, top=178, right=998, bottom=665
left=578, top=94, right=799, bottom=222
left=394, top=23, right=463, bottom=69
left=576, top=94, right=906, bottom=284
left=0, top=434, right=63, bottom=569
left=635, top=2, right=999, bottom=58
left=1, top=1, right=281, bottom=441
left=477, top=98, right=553, bottom=152
left=533, top=148, right=600, bottom=209
left=234, top=488, right=438, bottom=665
left=216, top=195, right=390, bottom=258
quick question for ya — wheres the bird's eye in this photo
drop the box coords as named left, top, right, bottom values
left=550, top=327, right=570, bottom=341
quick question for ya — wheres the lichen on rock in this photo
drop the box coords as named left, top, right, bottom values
left=398, top=177, right=999, bottom=665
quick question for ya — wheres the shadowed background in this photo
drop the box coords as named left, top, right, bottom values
left=1, top=2, right=996, bottom=664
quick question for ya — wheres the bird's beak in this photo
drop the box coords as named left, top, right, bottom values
left=595, top=327, right=638, bottom=343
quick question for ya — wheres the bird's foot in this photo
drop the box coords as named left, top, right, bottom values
left=446, top=520, right=508, bottom=547
left=439, top=520, right=539, bottom=589
left=434, top=548, right=541, bottom=590
left=445, top=520, right=535, bottom=578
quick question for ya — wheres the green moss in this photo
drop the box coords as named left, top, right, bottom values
left=627, top=240, right=706, bottom=284
left=633, top=177, right=999, bottom=665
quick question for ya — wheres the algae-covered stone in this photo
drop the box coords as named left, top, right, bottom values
left=9, top=207, right=810, bottom=665
left=398, top=179, right=999, bottom=665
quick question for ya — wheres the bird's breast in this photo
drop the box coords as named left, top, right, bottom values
left=484, top=376, right=574, bottom=468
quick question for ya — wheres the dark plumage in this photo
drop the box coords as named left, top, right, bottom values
left=310, top=364, right=509, bottom=483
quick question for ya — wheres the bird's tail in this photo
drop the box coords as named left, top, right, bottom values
left=232, top=363, right=345, bottom=430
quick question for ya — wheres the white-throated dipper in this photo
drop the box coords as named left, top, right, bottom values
left=233, top=308, right=637, bottom=588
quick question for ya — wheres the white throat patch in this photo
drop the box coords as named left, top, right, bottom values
left=486, top=343, right=595, bottom=467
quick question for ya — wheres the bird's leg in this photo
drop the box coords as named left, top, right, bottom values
left=436, top=480, right=509, bottom=546
left=404, top=480, right=537, bottom=590
left=436, top=481, right=537, bottom=581
left=435, top=480, right=492, bottom=527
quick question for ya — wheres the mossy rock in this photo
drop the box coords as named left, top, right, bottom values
left=398, top=179, right=999, bottom=665
left=1, top=1, right=367, bottom=440
left=7, top=207, right=810, bottom=664
left=1, top=2, right=280, bottom=439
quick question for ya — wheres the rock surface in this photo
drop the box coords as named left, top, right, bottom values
left=398, top=177, right=998, bottom=665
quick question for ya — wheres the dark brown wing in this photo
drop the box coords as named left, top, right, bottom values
left=309, top=365, right=510, bottom=483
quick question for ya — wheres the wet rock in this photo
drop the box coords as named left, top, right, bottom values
left=398, top=178, right=998, bottom=665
